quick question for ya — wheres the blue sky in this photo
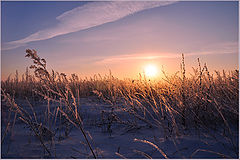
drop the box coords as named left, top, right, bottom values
left=1, top=1, right=238, bottom=80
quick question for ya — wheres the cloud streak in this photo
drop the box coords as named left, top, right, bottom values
left=97, top=42, right=238, bottom=64
left=2, top=1, right=177, bottom=50
left=97, top=53, right=179, bottom=64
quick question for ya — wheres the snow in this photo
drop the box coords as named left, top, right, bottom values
left=1, top=97, right=239, bottom=159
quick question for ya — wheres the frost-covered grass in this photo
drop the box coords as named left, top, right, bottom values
left=1, top=49, right=239, bottom=158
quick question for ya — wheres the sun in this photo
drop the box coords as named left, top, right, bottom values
left=144, top=64, right=158, bottom=77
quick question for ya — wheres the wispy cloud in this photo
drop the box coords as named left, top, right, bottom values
left=97, top=42, right=238, bottom=64
left=2, top=1, right=177, bottom=50
left=96, top=53, right=179, bottom=64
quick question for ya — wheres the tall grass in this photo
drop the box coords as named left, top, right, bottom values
left=1, top=49, right=239, bottom=158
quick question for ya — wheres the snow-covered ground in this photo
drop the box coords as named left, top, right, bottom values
left=1, top=97, right=239, bottom=159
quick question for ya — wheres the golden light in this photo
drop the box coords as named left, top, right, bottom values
left=144, top=64, right=158, bottom=77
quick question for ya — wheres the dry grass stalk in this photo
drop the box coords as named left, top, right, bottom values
left=190, top=149, right=232, bottom=158
left=133, top=149, right=152, bottom=159
left=134, top=138, right=168, bottom=159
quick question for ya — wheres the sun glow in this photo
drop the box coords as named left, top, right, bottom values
left=144, top=64, right=158, bottom=77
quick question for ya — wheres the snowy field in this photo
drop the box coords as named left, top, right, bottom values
left=1, top=97, right=238, bottom=159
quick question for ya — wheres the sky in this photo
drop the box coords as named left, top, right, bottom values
left=1, top=1, right=239, bottom=80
